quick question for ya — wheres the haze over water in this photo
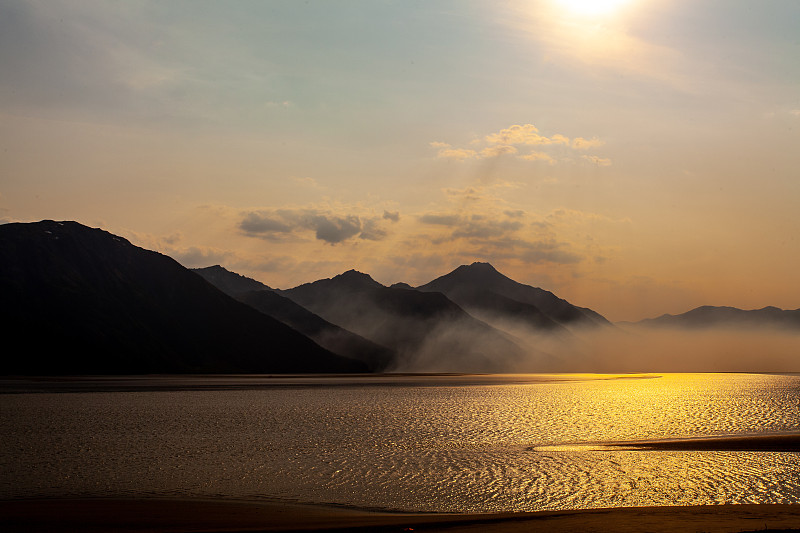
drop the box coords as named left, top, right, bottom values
left=3, top=373, right=799, bottom=512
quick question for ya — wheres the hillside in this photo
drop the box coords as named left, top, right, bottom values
left=0, top=221, right=366, bottom=374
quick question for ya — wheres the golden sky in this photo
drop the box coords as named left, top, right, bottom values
left=1, top=0, right=799, bottom=321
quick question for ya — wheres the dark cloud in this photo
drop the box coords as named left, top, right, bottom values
left=452, top=219, right=523, bottom=239
left=419, top=213, right=461, bottom=226
left=239, top=209, right=388, bottom=244
left=359, top=218, right=388, bottom=241
left=383, top=210, right=400, bottom=222
left=239, top=213, right=293, bottom=234
left=310, top=215, right=361, bottom=243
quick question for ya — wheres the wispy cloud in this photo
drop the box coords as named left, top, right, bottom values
left=416, top=199, right=581, bottom=266
left=572, top=137, right=605, bottom=150
left=582, top=155, right=612, bottom=166
left=519, top=151, right=556, bottom=164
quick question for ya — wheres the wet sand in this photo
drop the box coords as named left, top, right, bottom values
left=609, top=432, right=800, bottom=451
left=2, top=499, right=800, bottom=532
left=532, top=432, right=800, bottom=452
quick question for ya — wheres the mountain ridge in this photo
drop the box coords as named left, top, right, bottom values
left=281, top=268, right=530, bottom=372
left=0, top=220, right=366, bottom=374
left=635, top=305, right=800, bottom=330
left=193, top=265, right=395, bottom=371
left=417, top=261, right=610, bottom=331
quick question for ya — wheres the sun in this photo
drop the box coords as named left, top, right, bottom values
left=555, top=0, right=631, bottom=17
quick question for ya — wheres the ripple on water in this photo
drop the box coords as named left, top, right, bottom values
left=1, top=373, right=799, bottom=512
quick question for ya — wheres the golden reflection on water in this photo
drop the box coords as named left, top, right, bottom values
left=2, top=373, right=799, bottom=512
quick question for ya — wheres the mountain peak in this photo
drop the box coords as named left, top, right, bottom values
left=332, top=269, right=383, bottom=289
left=459, top=262, right=500, bottom=274
left=193, top=265, right=272, bottom=296
left=441, top=262, right=511, bottom=285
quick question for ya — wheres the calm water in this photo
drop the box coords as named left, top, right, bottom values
left=2, top=373, right=799, bottom=512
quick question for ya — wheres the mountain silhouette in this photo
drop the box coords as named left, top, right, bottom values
left=193, top=264, right=273, bottom=293
left=0, top=220, right=366, bottom=374
left=417, top=262, right=609, bottom=330
left=282, top=270, right=527, bottom=372
left=193, top=265, right=395, bottom=371
left=636, top=305, right=800, bottom=330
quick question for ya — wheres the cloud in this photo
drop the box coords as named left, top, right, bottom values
left=516, top=240, right=582, bottom=264
left=239, top=208, right=390, bottom=244
left=415, top=205, right=581, bottom=266
left=239, top=213, right=293, bottom=234
left=519, top=151, right=556, bottom=164
left=435, top=147, right=478, bottom=160
left=572, top=137, right=605, bottom=150
left=452, top=217, right=524, bottom=239
left=383, top=210, right=400, bottom=222
left=419, top=213, right=461, bottom=226
left=358, top=218, right=388, bottom=241
left=292, top=176, right=324, bottom=189
left=485, top=124, right=569, bottom=146
left=480, top=144, right=518, bottom=158
left=432, top=123, right=607, bottom=164
left=582, top=155, right=612, bottom=166
left=310, top=214, right=361, bottom=243
left=171, top=246, right=232, bottom=267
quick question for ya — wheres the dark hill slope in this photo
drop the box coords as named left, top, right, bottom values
left=418, top=262, right=609, bottom=329
left=281, top=270, right=527, bottom=372
left=0, top=220, right=365, bottom=374
left=193, top=265, right=395, bottom=371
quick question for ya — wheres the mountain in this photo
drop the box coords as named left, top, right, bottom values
left=193, top=265, right=395, bottom=371
left=417, top=262, right=609, bottom=330
left=281, top=270, right=528, bottom=372
left=0, top=220, right=367, bottom=374
left=192, top=264, right=273, bottom=294
left=636, top=305, right=800, bottom=330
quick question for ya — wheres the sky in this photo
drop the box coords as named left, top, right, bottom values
left=1, top=0, right=799, bottom=322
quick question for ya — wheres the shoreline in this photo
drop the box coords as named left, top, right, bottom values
left=3, top=499, right=800, bottom=532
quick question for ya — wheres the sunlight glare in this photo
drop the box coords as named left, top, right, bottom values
left=555, top=0, right=631, bottom=17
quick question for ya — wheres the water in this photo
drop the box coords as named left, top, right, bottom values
left=2, top=373, right=799, bottom=512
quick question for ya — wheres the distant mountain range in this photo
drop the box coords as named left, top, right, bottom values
left=2, top=220, right=796, bottom=375
left=194, top=265, right=395, bottom=371
left=634, top=305, right=800, bottom=330
left=279, top=269, right=528, bottom=371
